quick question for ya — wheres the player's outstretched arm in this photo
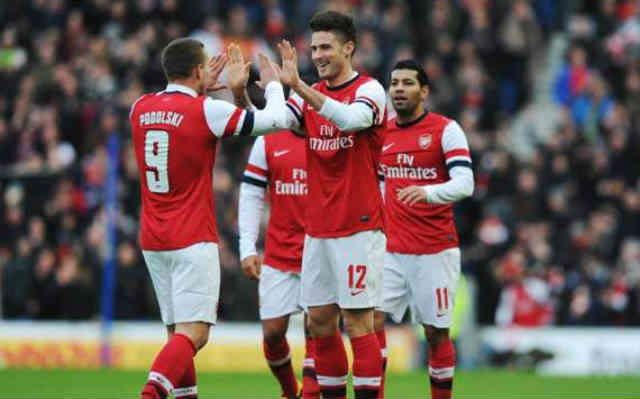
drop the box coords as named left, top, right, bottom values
left=204, top=53, right=290, bottom=138
left=238, top=136, right=268, bottom=280
left=278, top=39, right=385, bottom=132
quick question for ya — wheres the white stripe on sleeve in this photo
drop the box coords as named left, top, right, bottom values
left=204, top=97, right=246, bottom=138
left=442, top=121, right=472, bottom=164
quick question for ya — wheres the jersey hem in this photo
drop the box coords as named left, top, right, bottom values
left=306, top=224, right=383, bottom=239
left=139, top=238, right=219, bottom=252
left=263, top=259, right=301, bottom=273
left=386, top=242, right=458, bottom=255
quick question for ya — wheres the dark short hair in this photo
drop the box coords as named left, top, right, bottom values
left=391, top=59, right=431, bottom=87
left=310, top=11, right=357, bottom=49
left=161, top=38, right=206, bottom=81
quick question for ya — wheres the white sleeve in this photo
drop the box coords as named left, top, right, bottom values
left=251, top=81, right=289, bottom=135
left=238, top=136, right=268, bottom=261
left=284, top=91, right=304, bottom=131
left=422, top=121, right=474, bottom=204
left=204, top=82, right=288, bottom=138
left=317, top=79, right=386, bottom=131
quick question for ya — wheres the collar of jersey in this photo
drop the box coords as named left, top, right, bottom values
left=395, top=110, right=429, bottom=128
left=163, top=83, right=198, bottom=97
left=326, top=72, right=359, bottom=91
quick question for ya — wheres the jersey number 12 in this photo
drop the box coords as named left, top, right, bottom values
left=144, top=130, right=170, bottom=193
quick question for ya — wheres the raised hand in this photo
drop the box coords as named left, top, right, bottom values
left=205, top=53, right=228, bottom=92
left=277, top=40, right=300, bottom=88
left=226, top=43, right=251, bottom=93
left=256, top=52, right=281, bottom=88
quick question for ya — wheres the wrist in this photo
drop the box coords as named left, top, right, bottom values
left=421, top=186, right=431, bottom=203
left=231, top=86, right=245, bottom=96
left=291, top=78, right=302, bottom=91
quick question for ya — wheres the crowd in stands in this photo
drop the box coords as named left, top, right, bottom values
left=0, top=0, right=638, bottom=326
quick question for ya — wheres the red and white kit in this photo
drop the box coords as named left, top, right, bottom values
left=379, top=111, right=473, bottom=327
left=239, top=130, right=307, bottom=319
left=286, top=73, right=387, bottom=309
left=130, top=82, right=285, bottom=326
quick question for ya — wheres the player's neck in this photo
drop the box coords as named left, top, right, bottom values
left=326, top=65, right=357, bottom=88
left=170, top=78, right=201, bottom=94
left=396, top=106, right=427, bottom=126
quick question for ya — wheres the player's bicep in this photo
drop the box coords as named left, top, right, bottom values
left=353, top=80, right=387, bottom=127
left=442, top=121, right=472, bottom=170
left=204, top=98, right=254, bottom=138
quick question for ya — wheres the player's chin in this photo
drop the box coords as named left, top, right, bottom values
left=392, top=102, right=409, bottom=112
left=316, top=69, right=331, bottom=79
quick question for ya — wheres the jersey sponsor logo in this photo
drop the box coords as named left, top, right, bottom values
left=274, top=149, right=290, bottom=157
left=274, top=168, right=308, bottom=196
left=309, top=136, right=355, bottom=152
left=309, top=124, right=356, bottom=152
left=382, top=143, right=395, bottom=152
left=419, top=134, right=432, bottom=149
left=380, top=164, right=438, bottom=180
left=381, top=152, right=438, bottom=180
left=275, top=180, right=308, bottom=195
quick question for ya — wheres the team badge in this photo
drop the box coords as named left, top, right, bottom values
left=418, top=134, right=432, bottom=149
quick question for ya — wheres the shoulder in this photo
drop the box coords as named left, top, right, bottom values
left=355, top=77, right=384, bottom=94
left=129, top=93, right=155, bottom=117
left=425, top=111, right=453, bottom=127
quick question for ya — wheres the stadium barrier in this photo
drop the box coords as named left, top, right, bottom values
left=0, top=319, right=416, bottom=371
left=481, top=326, right=640, bottom=376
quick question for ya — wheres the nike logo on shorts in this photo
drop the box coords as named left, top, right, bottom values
left=350, top=289, right=365, bottom=296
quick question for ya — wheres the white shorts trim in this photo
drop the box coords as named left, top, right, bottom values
left=259, top=265, right=303, bottom=320
left=382, top=248, right=461, bottom=328
left=301, top=230, right=385, bottom=309
left=143, top=242, right=220, bottom=325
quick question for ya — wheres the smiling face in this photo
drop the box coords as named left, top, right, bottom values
left=310, top=30, right=354, bottom=82
left=389, top=69, right=428, bottom=117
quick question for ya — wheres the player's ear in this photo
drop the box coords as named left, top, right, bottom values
left=193, top=64, right=202, bottom=81
left=343, top=40, right=355, bottom=59
left=421, top=85, right=430, bottom=101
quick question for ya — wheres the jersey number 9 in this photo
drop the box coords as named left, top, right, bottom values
left=144, top=130, right=170, bottom=193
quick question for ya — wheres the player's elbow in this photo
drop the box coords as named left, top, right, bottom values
left=462, top=176, right=474, bottom=198
left=273, top=107, right=288, bottom=129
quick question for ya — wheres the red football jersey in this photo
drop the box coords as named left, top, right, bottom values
left=130, top=84, right=252, bottom=250
left=243, top=131, right=307, bottom=272
left=380, top=112, right=471, bottom=254
left=287, top=74, right=386, bottom=238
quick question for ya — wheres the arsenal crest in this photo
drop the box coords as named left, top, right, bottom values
left=418, top=134, right=432, bottom=149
